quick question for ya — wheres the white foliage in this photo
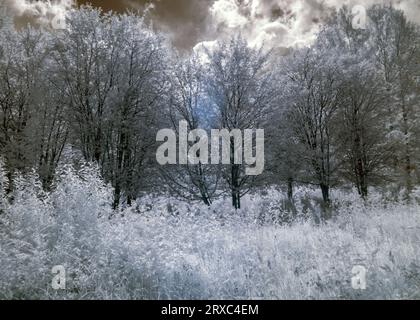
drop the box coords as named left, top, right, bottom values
left=0, top=167, right=419, bottom=299
left=0, top=158, right=7, bottom=209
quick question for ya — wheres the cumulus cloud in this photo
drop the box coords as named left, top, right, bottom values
left=203, top=0, right=420, bottom=51
left=2, top=0, right=74, bottom=29
left=2, top=0, right=419, bottom=50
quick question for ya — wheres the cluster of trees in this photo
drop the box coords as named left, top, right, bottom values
left=272, top=6, right=420, bottom=205
left=0, top=5, right=419, bottom=211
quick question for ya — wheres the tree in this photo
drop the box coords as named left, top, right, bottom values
left=0, top=27, right=48, bottom=191
left=267, top=113, right=305, bottom=202
left=313, top=7, right=396, bottom=200
left=161, top=53, right=220, bottom=206
left=281, top=47, right=342, bottom=207
left=104, top=14, right=168, bottom=208
left=205, top=35, right=275, bottom=209
left=369, top=5, right=420, bottom=199
left=53, top=7, right=169, bottom=208
left=336, top=65, right=392, bottom=199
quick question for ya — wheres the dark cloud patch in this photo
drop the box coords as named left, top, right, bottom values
left=78, top=0, right=216, bottom=50
left=270, top=6, right=285, bottom=21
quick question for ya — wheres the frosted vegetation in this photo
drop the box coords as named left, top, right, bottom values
left=0, top=4, right=419, bottom=300
left=1, top=163, right=419, bottom=300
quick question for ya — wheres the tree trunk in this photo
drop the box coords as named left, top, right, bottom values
left=231, top=164, right=241, bottom=209
left=355, top=156, right=368, bottom=199
left=401, top=86, right=412, bottom=200
left=320, top=183, right=330, bottom=204
left=287, top=177, right=294, bottom=201
left=230, top=136, right=241, bottom=210
left=113, top=185, right=121, bottom=210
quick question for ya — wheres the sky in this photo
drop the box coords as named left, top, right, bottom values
left=2, top=0, right=420, bottom=51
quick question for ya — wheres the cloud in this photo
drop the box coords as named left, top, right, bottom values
left=204, top=0, right=420, bottom=49
left=78, top=0, right=217, bottom=50
left=195, top=0, right=419, bottom=55
left=2, top=0, right=75, bottom=29
left=2, top=0, right=419, bottom=50
left=201, top=0, right=329, bottom=49
left=210, top=0, right=249, bottom=28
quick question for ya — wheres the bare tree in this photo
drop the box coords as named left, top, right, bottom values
left=161, top=53, right=220, bottom=206
left=336, top=67, right=392, bottom=199
left=0, top=27, right=48, bottom=191
left=54, top=7, right=168, bottom=208
left=281, top=47, right=342, bottom=207
left=369, top=5, right=420, bottom=199
left=205, top=36, right=275, bottom=209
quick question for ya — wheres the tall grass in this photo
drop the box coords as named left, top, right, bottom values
left=0, top=166, right=419, bottom=299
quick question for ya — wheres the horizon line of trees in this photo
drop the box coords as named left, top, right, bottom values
left=0, top=4, right=419, bottom=212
